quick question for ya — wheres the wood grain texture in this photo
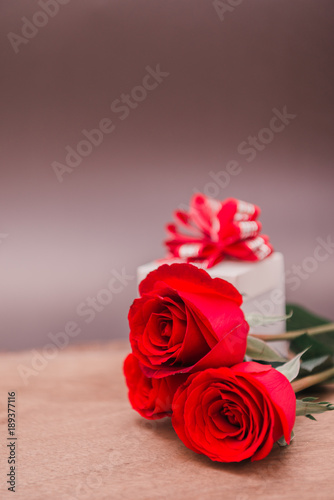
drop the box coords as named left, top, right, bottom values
left=0, top=341, right=334, bottom=500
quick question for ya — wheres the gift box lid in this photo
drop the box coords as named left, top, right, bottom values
left=137, top=252, right=284, bottom=300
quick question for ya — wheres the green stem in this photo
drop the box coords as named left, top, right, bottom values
left=291, top=366, right=334, bottom=393
left=250, top=322, right=334, bottom=341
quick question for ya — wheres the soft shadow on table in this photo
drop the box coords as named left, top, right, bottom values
left=134, top=414, right=292, bottom=477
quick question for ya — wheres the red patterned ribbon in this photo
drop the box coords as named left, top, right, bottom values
left=165, top=194, right=273, bottom=268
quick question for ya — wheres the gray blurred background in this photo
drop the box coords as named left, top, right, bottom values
left=1, top=0, right=333, bottom=351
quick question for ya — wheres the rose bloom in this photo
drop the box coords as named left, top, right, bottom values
left=123, top=353, right=186, bottom=419
left=172, top=362, right=296, bottom=462
left=129, top=263, right=249, bottom=378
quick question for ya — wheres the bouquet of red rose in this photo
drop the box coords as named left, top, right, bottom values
left=123, top=263, right=334, bottom=463
left=124, top=191, right=334, bottom=463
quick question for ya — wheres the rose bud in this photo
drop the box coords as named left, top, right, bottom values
left=123, top=353, right=186, bottom=419
left=172, top=362, right=296, bottom=462
left=129, top=263, right=249, bottom=378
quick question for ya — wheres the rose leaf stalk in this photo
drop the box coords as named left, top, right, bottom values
left=250, top=322, right=334, bottom=341
left=291, top=366, right=334, bottom=393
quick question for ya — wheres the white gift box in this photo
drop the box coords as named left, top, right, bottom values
left=137, top=252, right=288, bottom=357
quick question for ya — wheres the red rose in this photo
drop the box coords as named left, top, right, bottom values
left=172, top=362, right=296, bottom=462
left=129, top=263, right=249, bottom=378
left=123, top=353, right=186, bottom=419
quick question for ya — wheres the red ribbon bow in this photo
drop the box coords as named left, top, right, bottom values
left=165, top=194, right=273, bottom=268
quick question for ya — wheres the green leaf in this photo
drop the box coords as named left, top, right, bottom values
left=245, top=310, right=293, bottom=328
left=305, top=414, right=317, bottom=421
left=286, top=304, right=334, bottom=376
left=287, top=304, right=334, bottom=348
left=276, top=349, right=308, bottom=382
left=246, top=336, right=287, bottom=362
left=296, top=399, right=334, bottom=417
left=301, top=397, right=318, bottom=402
left=301, top=355, right=332, bottom=373
left=286, top=303, right=332, bottom=331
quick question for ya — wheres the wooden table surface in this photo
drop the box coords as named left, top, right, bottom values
left=1, top=341, right=334, bottom=500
